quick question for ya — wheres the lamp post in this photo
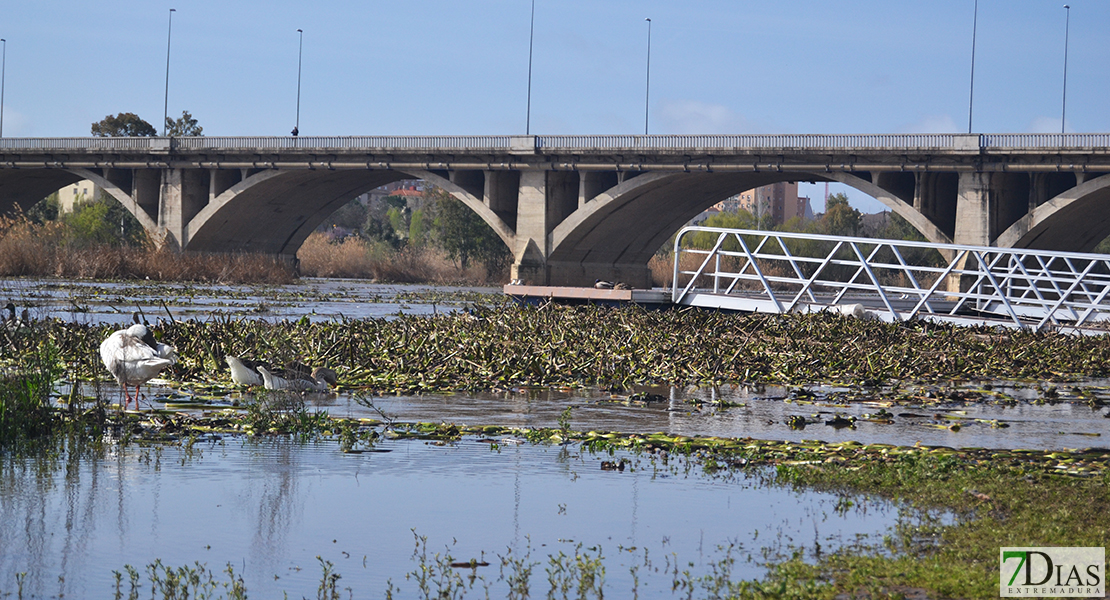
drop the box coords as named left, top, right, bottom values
left=1, top=38, right=6, bottom=138
left=295, top=29, right=303, bottom=136
left=1061, top=4, right=1070, bottom=134
left=967, top=0, right=978, bottom=133
left=163, top=8, right=176, bottom=136
left=526, top=0, right=536, bottom=135
left=644, top=17, right=651, bottom=135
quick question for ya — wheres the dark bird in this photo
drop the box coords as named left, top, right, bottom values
left=258, top=365, right=338, bottom=392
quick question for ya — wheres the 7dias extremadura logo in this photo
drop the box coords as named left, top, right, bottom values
left=1001, top=547, right=1104, bottom=597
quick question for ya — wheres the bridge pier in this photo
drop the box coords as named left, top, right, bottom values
left=157, top=168, right=207, bottom=249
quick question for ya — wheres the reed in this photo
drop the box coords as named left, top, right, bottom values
left=296, top=232, right=507, bottom=285
left=0, top=215, right=296, bottom=284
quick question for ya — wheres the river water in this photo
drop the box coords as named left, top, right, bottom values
left=1, top=277, right=1107, bottom=597
left=0, top=436, right=913, bottom=598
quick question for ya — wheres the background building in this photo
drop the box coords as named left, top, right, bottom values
left=717, top=182, right=813, bottom=225
left=57, top=180, right=103, bottom=213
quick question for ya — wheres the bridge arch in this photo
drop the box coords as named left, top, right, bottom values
left=0, top=168, right=158, bottom=234
left=0, top=169, right=88, bottom=216
left=996, top=174, right=1110, bottom=252
left=185, top=168, right=517, bottom=257
left=68, top=168, right=159, bottom=233
left=546, top=169, right=952, bottom=283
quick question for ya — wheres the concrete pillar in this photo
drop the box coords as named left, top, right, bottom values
left=545, top=171, right=578, bottom=230
left=511, top=170, right=549, bottom=284
left=579, top=171, right=618, bottom=207
left=209, top=169, right=240, bottom=202
left=953, top=172, right=1028, bottom=247
left=484, top=170, right=519, bottom=229
left=158, top=168, right=208, bottom=249
left=133, top=169, right=161, bottom=222
left=450, top=170, right=485, bottom=200
left=874, top=172, right=914, bottom=204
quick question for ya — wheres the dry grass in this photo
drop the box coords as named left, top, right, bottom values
left=297, top=232, right=507, bottom=285
left=0, top=215, right=295, bottom=284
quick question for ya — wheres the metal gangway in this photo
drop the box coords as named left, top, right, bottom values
left=672, top=226, right=1110, bottom=334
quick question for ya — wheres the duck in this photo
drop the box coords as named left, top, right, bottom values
left=594, top=279, right=615, bottom=289
left=257, top=365, right=338, bottom=392
left=99, top=323, right=177, bottom=410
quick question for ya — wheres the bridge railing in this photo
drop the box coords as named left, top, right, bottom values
left=171, top=135, right=513, bottom=151
left=536, top=133, right=962, bottom=151
left=0, top=133, right=1107, bottom=153
left=980, top=133, right=1110, bottom=149
left=672, top=226, right=1110, bottom=333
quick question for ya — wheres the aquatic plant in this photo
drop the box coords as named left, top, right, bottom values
left=238, top=389, right=330, bottom=437
left=111, top=560, right=246, bottom=600
left=26, top=304, right=1110, bottom=396
left=0, top=333, right=62, bottom=444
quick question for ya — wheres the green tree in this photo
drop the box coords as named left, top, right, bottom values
left=430, top=187, right=509, bottom=274
left=27, top=192, right=60, bottom=224
left=386, top=206, right=409, bottom=240
left=820, top=193, right=862, bottom=236
left=408, top=207, right=429, bottom=246
left=165, top=110, right=203, bottom=136
left=60, top=194, right=147, bottom=248
left=91, top=112, right=157, bottom=137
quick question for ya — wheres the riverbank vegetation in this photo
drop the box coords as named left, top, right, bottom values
left=1, top=183, right=510, bottom=285
left=7, top=303, right=1110, bottom=395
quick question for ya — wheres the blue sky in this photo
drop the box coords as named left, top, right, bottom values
left=3, top=1, right=1104, bottom=212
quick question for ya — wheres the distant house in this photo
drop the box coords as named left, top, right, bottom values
left=691, top=206, right=721, bottom=225
left=57, top=180, right=103, bottom=213
left=358, top=180, right=424, bottom=206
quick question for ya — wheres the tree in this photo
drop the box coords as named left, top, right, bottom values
left=430, top=187, right=510, bottom=274
left=91, top=113, right=157, bottom=137
left=821, top=193, right=862, bottom=236
left=60, top=194, right=147, bottom=248
left=165, top=110, right=203, bottom=137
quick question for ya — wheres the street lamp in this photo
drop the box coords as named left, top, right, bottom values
left=1, top=39, right=6, bottom=138
left=295, top=29, right=303, bottom=136
left=967, top=0, right=978, bottom=133
left=1061, top=4, right=1070, bottom=134
left=163, top=8, right=176, bottom=136
left=526, top=0, right=536, bottom=135
left=644, top=17, right=651, bottom=135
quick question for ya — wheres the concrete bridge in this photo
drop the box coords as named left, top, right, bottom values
left=1, top=133, right=1109, bottom=287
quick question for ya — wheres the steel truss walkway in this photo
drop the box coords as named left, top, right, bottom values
left=672, top=226, right=1110, bottom=334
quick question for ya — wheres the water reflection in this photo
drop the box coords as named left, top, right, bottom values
left=1, top=436, right=914, bottom=598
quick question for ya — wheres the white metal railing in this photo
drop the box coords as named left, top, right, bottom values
left=672, top=226, right=1110, bottom=333
left=0, top=133, right=1106, bottom=153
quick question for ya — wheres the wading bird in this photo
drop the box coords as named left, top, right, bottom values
left=226, top=356, right=266, bottom=386
left=257, top=365, right=338, bottom=392
left=99, top=323, right=177, bottom=410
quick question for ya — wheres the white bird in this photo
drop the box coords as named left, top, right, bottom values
left=257, top=365, right=338, bottom=393
left=99, top=323, right=177, bottom=410
left=226, top=356, right=265, bottom=386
